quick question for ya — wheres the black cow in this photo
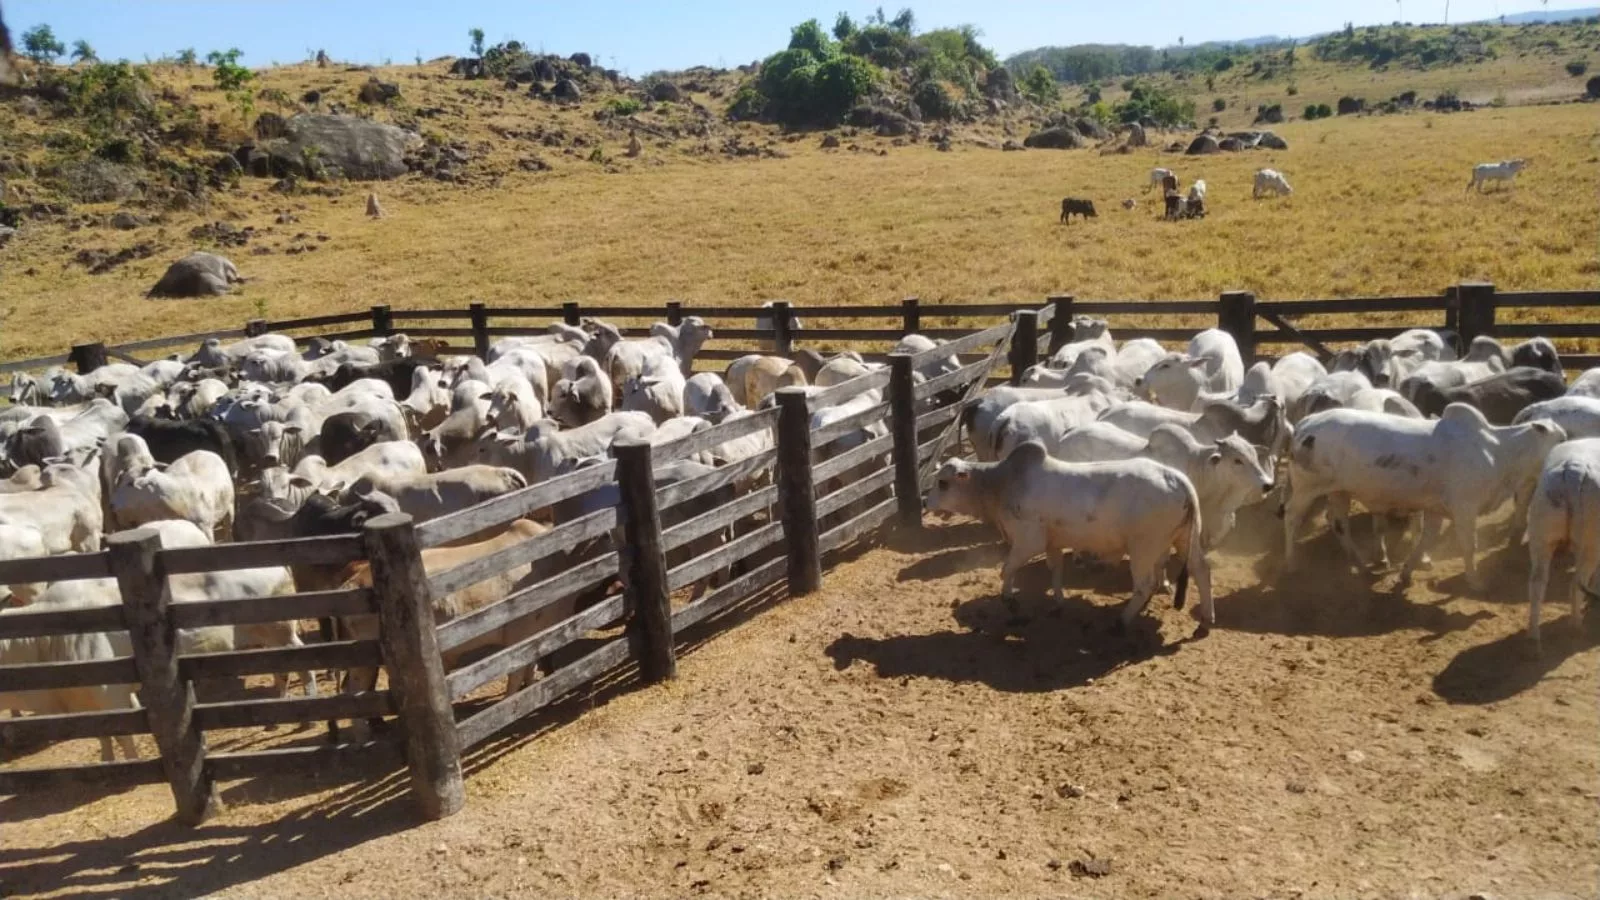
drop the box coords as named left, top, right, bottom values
left=127, top=416, right=241, bottom=476
left=1, top=417, right=65, bottom=474
left=1060, top=197, right=1097, bottom=224
left=311, top=357, right=438, bottom=399
left=1509, top=337, right=1563, bottom=379
left=1411, top=367, right=1567, bottom=423
left=319, top=410, right=403, bottom=466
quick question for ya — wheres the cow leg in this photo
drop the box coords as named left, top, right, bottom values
left=1527, top=540, right=1554, bottom=653
left=1572, top=543, right=1599, bottom=637
left=1509, top=484, right=1536, bottom=546
left=999, top=534, right=1045, bottom=601
left=1045, top=545, right=1065, bottom=604
left=1280, top=484, right=1322, bottom=571
left=1119, top=557, right=1162, bottom=631
left=1397, top=515, right=1443, bottom=588
left=1325, top=494, right=1374, bottom=571
left=1455, top=510, right=1483, bottom=591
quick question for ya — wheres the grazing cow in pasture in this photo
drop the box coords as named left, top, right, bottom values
left=1253, top=168, right=1293, bottom=199
left=926, top=442, right=1213, bottom=630
left=1467, top=159, right=1527, bottom=192
left=1060, top=198, right=1097, bottom=223
left=1148, top=168, right=1175, bottom=192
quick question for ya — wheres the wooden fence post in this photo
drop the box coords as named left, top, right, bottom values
left=1218, top=290, right=1258, bottom=363
left=69, top=342, right=107, bottom=375
left=1008, top=310, right=1038, bottom=386
left=108, top=528, right=214, bottom=826
left=361, top=512, right=464, bottom=821
left=1443, top=285, right=1460, bottom=337
left=244, top=318, right=268, bottom=338
left=771, top=300, right=794, bottom=356
left=562, top=301, right=581, bottom=326
left=469, top=302, right=490, bottom=358
left=1047, top=294, right=1075, bottom=355
left=775, top=387, right=821, bottom=595
left=901, top=297, right=921, bottom=336
left=666, top=301, right=683, bottom=326
left=370, top=304, right=393, bottom=338
left=612, top=439, right=676, bottom=682
left=888, top=353, right=922, bottom=530
left=1457, top=281, right=1497, bottom=345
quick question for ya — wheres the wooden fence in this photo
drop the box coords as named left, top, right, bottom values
left=0, top=305, right=1026, bottom=824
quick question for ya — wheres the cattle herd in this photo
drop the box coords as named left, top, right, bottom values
left=1, top=310, right=1596, bottom=764
left=0, top=314, right=968, bottom=759
left=932, top=316, right=1600, bottom=651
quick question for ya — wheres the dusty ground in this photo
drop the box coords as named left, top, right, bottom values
left=2, top=508, right=1596, bottom=899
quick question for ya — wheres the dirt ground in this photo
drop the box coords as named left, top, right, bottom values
left=2, top=509, right=1597, bottom=900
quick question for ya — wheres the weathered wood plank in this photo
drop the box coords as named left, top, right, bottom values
left=775, top=389, right=821, bottom=596
left=656, top=450, right=776, bottom=512
left=0, top=551, right=112, bottom=584
left=0, top=758, right=167, bottom=794
left=816, top=466, right=896, bottom=520
left=160, top=536, right=363, bottom=575
left=427, top=507, right=616, bottom=598
left=0, top=656, right=138, bottom=691
left=455, top=636, right=631, bottom=749
left=1069, top=300, right=1224, bottom=315
left=0, top=602, right=124, bottom=639
left=912, top=359, right=988, bottom=401
left=1492, top=322, right=1600, bottom=339
left=416, top=461, right=619, bottom=548
left=435, top=551, right=619, bottom=654
left=0, top=707, right=148, bottom=743
left=812, top=402, right=889, bottom=448
left=807, top=369, right=893, bottom=410
left=207, top=740, right=403, bottom=781
left=0, top=354, right=73, bottom=375
left=670, top=556, right=788, bottom=634
left=446, top=594, right=626, bottom=699
left=179, top=640, right=382, bottom=681
left=614, top=440, right=675, bottom=682
left=651, top=408, right=777, bottom=464
left=1254, top=296, right=1445, bottom=315
left=666, top=522, right=784, bottom=593
left=914, top=402, right=963, bottom=432
left=262, top=311, right=373, bottom=331
left=390, top=309, right=476, bottom=321
left=192, top=692, right=394, bottom=730
left=168, top=588, right=376, bottom=629
left=813, top=431, right=894, bottom=483
left=660, top=484, right=778, bottom=554
left=1497, top=290, right=1600, bottom=309
left=819, top=497, right=897, bottom=553
left=913, top=320, right=1011, bottom=364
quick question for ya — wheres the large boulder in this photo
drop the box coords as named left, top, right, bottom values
left=253, top=115, right=419, bottom=180
left=147, top=252, right=241, bottom=299
left=552, top=78, right=582, bottom=103
left=1023, top=127, right=1085, bottom=150
left=1073, top=117, right=1111, bottom=141
left=357, top=78, right=400, bottom=104
left=1185, top=133, right=1220, bottom=155
left=569, top=52, right=593, bottom=68
left=533, top=58, right=557, bottom=82
left=449, top=57, right=485, bottom=79
left=1257, top=131, right=1288, bottom=150
left=1336, top=96, right=1365, bottom=115
left=253, top=112, right=289, bottom=140
left=1124, top=123, right=1147, bottom=147
left=1218, top=136, right=1245, bottom=152
left=848, top=105, right=912, bottom=137
left=650, top=81, right=683, bottom=103
left=985, top=67, right=1016, bottom=100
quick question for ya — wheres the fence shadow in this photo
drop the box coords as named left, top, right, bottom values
left=0, top=766, right=416, bottom=900
left=1432, top=611, right=1600, bottom=705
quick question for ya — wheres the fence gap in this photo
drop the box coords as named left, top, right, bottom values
left=361, top=512, right=464, bottom=820
left=1008, top=310, right=1038, bottom=386
left=887, top=353, right=922, bottom=530
left=613, top=439, right=676, bottom=682
left=775, top=387, right=821, bottom=594
left=109, top=528, right=215, bottom=826
left=1218, top=290, right=1257, bottom=363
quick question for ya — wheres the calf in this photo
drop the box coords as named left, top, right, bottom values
left=1060, top=198, right=1097, bottom=223
left=1253, top=168, right=1293, bottom=198
left=926, top=443, right=1213, bottom=630
left=1467, top=158, right=1527, bottom=192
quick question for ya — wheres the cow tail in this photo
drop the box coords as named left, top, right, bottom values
left=1581, top=473, right=1600, bottom=602
left=1173, top=490, right=1204, bottom=611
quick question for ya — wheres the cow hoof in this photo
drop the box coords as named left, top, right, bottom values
left=1192, top=623, right=1210, bottom=640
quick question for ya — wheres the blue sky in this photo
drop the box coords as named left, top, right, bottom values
left=3, top=1, right=1572, bottom=73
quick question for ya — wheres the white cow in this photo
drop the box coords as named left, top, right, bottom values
left=1568, top=368, right=1600, bottom=399
left=1467, top=158, right=1527, bottom=192
left=109, top=450, right=235, bottom=541
left=992, top=391, right=1118, bottom=461
left=0, top=464, right=103, bottom=553
left=1147, top=167, right=1175, bottom=193
left=478, top=412, right=656, bottom=484
left=1253, top=168, right=1293, bottom=199
left=926, top=443, right=1213, bottom=629
left=1525, top=438, right=1600, bottom=650
left=1283, top=404, right=1566, bottom=587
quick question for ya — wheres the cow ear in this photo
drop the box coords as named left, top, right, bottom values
left=285, top=425, right=302, bottom=436
left=289, top=475, right=314, bottom=488
left=1186, top=358, right=1209, bottom=369
left=1208, top=452, right=1223, bottom=466
left=954, top=469, right=971, bottom=481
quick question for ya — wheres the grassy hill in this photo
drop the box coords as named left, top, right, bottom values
left=0, top=17, right=1597, bottom=362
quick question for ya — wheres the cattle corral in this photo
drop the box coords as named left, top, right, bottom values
left=2, top=289, right=1599, bottom=897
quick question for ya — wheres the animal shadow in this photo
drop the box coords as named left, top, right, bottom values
left=1433, top=608, right=1600, bottom=705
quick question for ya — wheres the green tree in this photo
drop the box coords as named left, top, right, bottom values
left=788, top=18, right=832, bottom=58
left=469, top=27, right=485, bottom=58
left=1021, top=64, right=1057, bottom=103
left=890, top=8, right=916, bottom=34
left=175, top=47, right=197, bottom=66
left=70, top=40, right=96, bottom=64
left=206, top=48, right=256, bottom=118
left=21, top=24, right=65, bottom=64
left=833, top=11, right=857, bottom=41
left=813, top=54, right=875, bottom=121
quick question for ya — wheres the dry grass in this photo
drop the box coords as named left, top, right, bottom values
left=1, top=69, right=1597, bottom=362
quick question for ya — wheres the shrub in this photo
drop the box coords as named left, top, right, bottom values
left=1213, top=56, right=1234, bottom=71
left=1084, top=84, right=1102, bottom=104
left=727, top=81, right=768, bottom=120
left=70, top=40, right=97, bottom=64
left=788, top=18, right=833, bottom=58
left=833, top=12, right=857, bottom=41
left=1303, top=103, right=1330, bottom=119
left=175, top=48, right=197, bottom=66
left=1567, top=59, right=1589, bottom=77
left=69, top=61, right=156, bottom=140
left=468, top=28, right=485, bottom=58
left=1021, top=65, right=1057, bottom=104
left=206, top=48, right=256, bottom=119
left=1115, top=83, right=1195, bottom=127
left=1212, top=97, right=1226, bottom=112
left=912, top=78, right=959, bottom=119
left=813, top=55, right=876, bottom=122
left=1286, top=82, right=1299, bottom=95
left=606, top=97, right=643, bottom=116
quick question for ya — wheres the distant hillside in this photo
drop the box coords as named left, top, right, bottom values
left=1491, top=7, right=1600, bottom=24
